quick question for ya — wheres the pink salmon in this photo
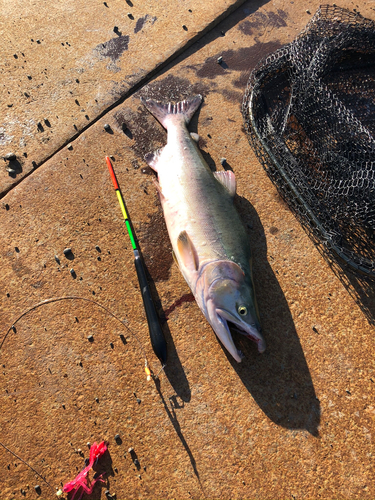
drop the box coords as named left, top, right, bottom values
left=141, top=95, right=265, bottom=362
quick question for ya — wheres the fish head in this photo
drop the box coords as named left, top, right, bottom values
left=196, top=260, right=266, bottom=363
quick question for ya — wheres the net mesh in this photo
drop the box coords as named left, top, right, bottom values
left=242, top=5, right=375, bottom=278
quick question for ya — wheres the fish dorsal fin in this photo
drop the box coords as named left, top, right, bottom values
left=141, top=95, right=203, bottom=130
left=177, top=231, right=199, bottom=272
left=144, top=147, right=164, bottom=172
left=213, top=170, right=237, bottom=197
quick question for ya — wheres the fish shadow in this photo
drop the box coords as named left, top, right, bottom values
left=133, top=81, right=319, bottom=431
left=229, top=195, right=321, bottom=436
left=306, top=234, right=375, bottom=327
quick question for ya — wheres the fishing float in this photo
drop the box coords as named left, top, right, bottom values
left=105, top=156, right=167, bottom=369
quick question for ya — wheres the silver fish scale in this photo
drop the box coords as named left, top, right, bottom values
left=169, top=127, right=251, bottom=272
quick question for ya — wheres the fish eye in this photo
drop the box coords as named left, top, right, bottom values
left=238, top=305, right=247, bottom=316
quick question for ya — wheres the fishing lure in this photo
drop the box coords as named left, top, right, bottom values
left=1, top=296, right=157, bottom=495
left=62, top=441, right=108, bottom=500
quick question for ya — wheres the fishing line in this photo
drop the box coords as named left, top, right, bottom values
left=1, top=295, right=154, bottom=376
left=0, top=157, right=171, bottom=490
left=0, top=441, right=56, bottom=493
left=1, top=294, right=206, bottom=494
left=0, top=294, right=163, bottom=493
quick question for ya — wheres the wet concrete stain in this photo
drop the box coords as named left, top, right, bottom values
left=134, top=15, right=157, bottom=34
left=239, top=12, right=267, bottom=36
left=134, top=17, right=146, bottom=34
left=267, top=10, right=288, bottom=28
left=137, top=208, right=173, bottom=282
left=140, top=74, right=211, bottom=104
left=239, top=9, right=288, bottom=36
left=114, top=108, right=133, bottom=136
left=94, top=35, right=130, bottom=62
left=115, top=75, right=212, bottom=161
left=221, top=88, right=243, bottom=102
left=114, top=105, right=165, bottom=161
left=232, top=69, right=254, bottom=90
left=194, top=43, right=282, bottom=80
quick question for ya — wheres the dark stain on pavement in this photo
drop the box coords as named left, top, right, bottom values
left=221, top=88, right=243, bottom=102
left=134, top=17, right=146, bottom=34
left=140, top=74, right=211, bottom=104
left=267, top=9, right=288, bottom=28
left=238, top=9, right=287, bottom=36
left=94, top=35, right=130, bottom=62
left=194, top=43, right=282, bottom=80
left=163, top=293, right=195, bottom=320
left=114, top=105, right=165, bottom=160
left=137, top=208, right=173, bottom=282
left=134, top=15, right=157, bottom=34
left=232, top=70, right=253, bottom=90
left=239, top=12, right=267, bottom=35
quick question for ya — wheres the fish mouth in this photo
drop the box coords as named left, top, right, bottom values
left=206, top=301, right=266, bottom=362
left=227, top=320, right=266, bottom=353
left=206, top=301, right=243, bottom=362
left=216, top=308, right=266, bottom=354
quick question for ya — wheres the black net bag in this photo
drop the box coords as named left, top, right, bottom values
left=242, top=5, right=375, bottom=278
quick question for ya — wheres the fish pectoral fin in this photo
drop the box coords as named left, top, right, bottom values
left=144, top=147, right=164, bottom=172
left=172, top=250, right=179, bottom=268
left=213, top=171, right=237, bottom=198
left=177, top=231, right=199, bottom=272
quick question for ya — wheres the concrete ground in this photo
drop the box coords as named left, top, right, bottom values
left=0, top=1, right=374, bottom=499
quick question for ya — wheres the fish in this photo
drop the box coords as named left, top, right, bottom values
left=141, top=94, right=266, bottom=362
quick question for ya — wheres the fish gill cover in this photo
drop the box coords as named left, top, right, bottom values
left=242, top=5, right=375, bottom=279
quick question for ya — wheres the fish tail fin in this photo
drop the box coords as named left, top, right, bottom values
left=141, top=95, right=203, bottom=130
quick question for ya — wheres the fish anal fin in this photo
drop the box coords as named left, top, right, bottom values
left=177, top=231, right=199, bottom=272
left=213, top=170, right=237, bottom=197
left=144, top=147, right=164, bottom=172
